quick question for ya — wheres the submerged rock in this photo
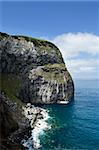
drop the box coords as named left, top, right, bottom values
left=0, top=32, right=74, bottom=104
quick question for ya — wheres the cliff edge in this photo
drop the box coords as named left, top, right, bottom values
left=0, top=32, right=74, bottom=104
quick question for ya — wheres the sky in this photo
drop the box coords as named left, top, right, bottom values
left=0, top=1, right=99, bottom=79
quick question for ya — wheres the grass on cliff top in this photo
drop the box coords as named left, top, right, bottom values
left=12, top=35, right=59, bottom=50
left=12, top=35, right=53, bottom=47
left=13, top=35, right=62, bottom=61
left=13, top=35, right=47, bottom=42
left=0, top=32, right=61, bottom=58
left=0, top=74, right=24, bottom=107
left=0, top=32, right=55, bottom=46
left=0, top=32, right=47, bottom=44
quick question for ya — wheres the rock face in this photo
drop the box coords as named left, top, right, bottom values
left=0, top=94, right=18, bottom=139
left=0, top=93, right=30, bottom=150
left=0, top=32, right=74, bottom=104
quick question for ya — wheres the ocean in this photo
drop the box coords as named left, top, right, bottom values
left=39, top=79, right=99, bottom=150
left=23, top=79, right=99, bottom=150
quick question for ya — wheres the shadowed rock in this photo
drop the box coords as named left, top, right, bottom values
left=0, top=32, right=74, bottom=104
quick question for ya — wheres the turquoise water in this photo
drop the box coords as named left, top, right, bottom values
left=40, top=80, right=99, bottom=150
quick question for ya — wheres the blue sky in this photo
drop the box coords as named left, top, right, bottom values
left=1, top=1, right=99, bottom=37
left=0, top=1, right=99, bottom=79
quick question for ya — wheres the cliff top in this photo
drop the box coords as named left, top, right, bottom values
left=0, top=32, right=59, bottom=50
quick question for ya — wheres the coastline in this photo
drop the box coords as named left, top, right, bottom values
left=22, top=103, right=51, bottom=150
left=22, top=101, right=70, bottom=149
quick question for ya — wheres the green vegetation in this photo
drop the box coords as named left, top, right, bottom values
left=12, top=35, right=59, bottom=51
left=0, top=74, right=24, bottom=107
left=13, top=35, right=48, bottom=44
left=45, top=63, right=66, bottom=69
left=0, top=32, right=58, bottom=50
left=0, top=32, right=62, bottom=60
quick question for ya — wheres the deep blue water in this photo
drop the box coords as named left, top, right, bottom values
left=40, top=79, right=99, bottom=150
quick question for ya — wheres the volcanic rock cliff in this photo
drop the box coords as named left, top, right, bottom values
left=0, top=32, right=74, bottom=104
left=0, top=93, right=30, bottom=150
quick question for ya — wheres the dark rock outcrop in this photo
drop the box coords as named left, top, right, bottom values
left=0, top=93, right=30, bottom=150
left=0, top=94, right=18, bottom=139
left=0, top=32, right=74, bottom=104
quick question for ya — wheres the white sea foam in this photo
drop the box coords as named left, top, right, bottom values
left=58, top=101, right=69, bottom=104
left=32, top=109, right=51, bottom=149
left=22, top=104, right=51, bottom=150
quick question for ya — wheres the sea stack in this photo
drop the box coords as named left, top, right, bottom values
left=0, top=32, right=74, bottom=104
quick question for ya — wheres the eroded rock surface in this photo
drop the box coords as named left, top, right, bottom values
left=0, top=32, right=74, bottom=104
left=0, top=93, right=30, bottom=150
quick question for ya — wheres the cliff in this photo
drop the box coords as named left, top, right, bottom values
left=0, top=32, right=74, bottom=149
left=0, top=93, right=30, bottom=150
left=0, top=32, right=74, bottom=104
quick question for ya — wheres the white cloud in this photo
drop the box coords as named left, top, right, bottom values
left=66, top=59, right=99, bottom=79
left=51, top=32, right=99, bottom=79
left=52, top=32, right=99, bottom=58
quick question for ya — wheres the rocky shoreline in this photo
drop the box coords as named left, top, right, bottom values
left=0, top=93, right=31, bottom=150
left=0, top=32, right=74, bottom=150
left=22, top=103, right=51, bottom=150
left=0, top=93, right=50, bottom=150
